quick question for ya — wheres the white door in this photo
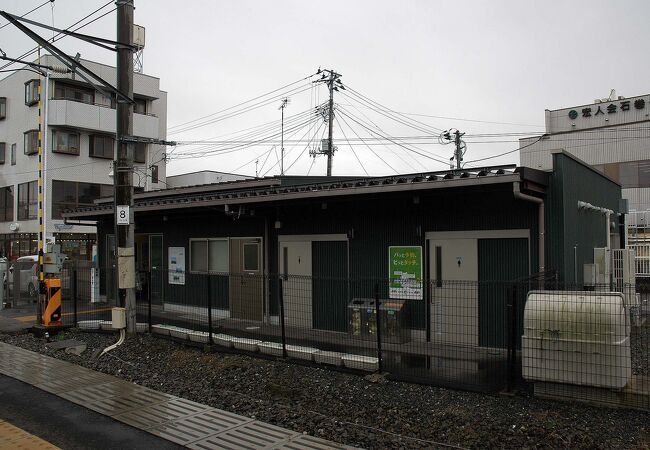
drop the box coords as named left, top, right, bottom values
left=280, top=241, right=312, bottom=328
left=429, top=239, right=478, bottom=346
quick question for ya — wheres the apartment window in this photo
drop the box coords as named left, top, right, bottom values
left=0, top=186, right=13, bottom=222
left=89, top=134, right=114, bottom=159
left=51, top=180, right=113, bottom=219
left=24, top=79, right=39, bottom=106
left=24, top=130, right=38, bottom=155
left=134, top=96, right=147, bottom=114
left=0, top=143, right=5, bottom=164
left=53, top=81, right=94, bottom=104
left=134, top=142, right=146, bottom=163
left=17, top=181, right=37, bottom=220
left=51, top=129, right=80, bottom=155
left=10, top=144, right=16, bottom=165
left=0, top=97, right=6, bottom=119
left=190, top=238, right=228, bottom=273
left=151, top=165, right=159, bottom=183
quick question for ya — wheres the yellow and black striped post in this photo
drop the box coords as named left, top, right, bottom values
left=36, top=50, right=45, bottom=325
left=43, top=278, right=61, bottom=327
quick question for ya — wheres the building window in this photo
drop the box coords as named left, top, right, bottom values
left=243, top=243, right=259, bottom=271
left=89, top=134, right=114, bottom=159
left=134, top=142, right=146, bottom=163
left=24, top=79, right=39, bottom=106
left=0, top=186, right=14, bottom=222
left=51, top=180, right=113, bottom=219
left=151, top=165, right=159, bottom=184
left=53, top=81, right=94, bottom=104
left=0, top=97, right=6, bottom=120
left=24, top=130, right=38, bottom=155
left=0, top=143, right=5, bottom=164
left=190, top=238, right=228, bottom=273
left=134, top=96, right=147, bottom=114
left=17, top=181, right=37, bottom=220
left=51, top=129, right=80, bottom=155
left=10, top=144, right=16, bottom=165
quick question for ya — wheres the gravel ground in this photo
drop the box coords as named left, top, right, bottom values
left=1, top=330, right=649, bottom=450
left=632, top=325, right=650, bottom=376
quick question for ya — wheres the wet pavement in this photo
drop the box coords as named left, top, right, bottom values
left=0, top=341, right=356, bottom=449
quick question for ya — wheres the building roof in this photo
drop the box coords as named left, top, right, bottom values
left=66, top=165, right=545, bottom=219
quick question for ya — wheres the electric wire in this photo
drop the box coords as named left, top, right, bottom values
left=336, top=110, right=398, bottom=174
left=168, top=85, right=315, bottom=135
left=168, top=73, right=317, bottom=131
left=334, top=115, right=368, bottom=176
left=283, top=121, right=327, bottom=174
left=342, top=99, right=421, bottom=171
left=0, top=0, right=53, bottom=31
left=0, top=1, right=115, bottom=73
left=338, top=106, right=451, bottom=166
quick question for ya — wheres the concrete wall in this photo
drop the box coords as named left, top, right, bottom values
left=0, top=55, right=167, bottom=238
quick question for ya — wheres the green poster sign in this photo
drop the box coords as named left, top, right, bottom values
left=388, top=246, right=423, bottom=300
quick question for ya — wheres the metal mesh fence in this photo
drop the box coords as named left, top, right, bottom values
left=31, top=265, right=650, bottom=408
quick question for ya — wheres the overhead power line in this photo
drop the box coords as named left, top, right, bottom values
left=0, top=1, right=114, bottom=73
left=0, top=0, right=52, bottom=31
left=168, top=72, right=318, bottom=131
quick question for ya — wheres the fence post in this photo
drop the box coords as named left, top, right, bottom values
left=72, top=268, right=78, bottom=326
left=278, top=276, right=287, bottom=358
left=506, top=283, right=517, bottom=392
left=374, top=283, right=383, bottom=373
left=206, top=273, right=213, bottom=346
left=147, top=270, right=152, bottom=333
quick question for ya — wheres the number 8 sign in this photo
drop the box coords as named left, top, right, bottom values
left=116, top=205, right=130, bottom=225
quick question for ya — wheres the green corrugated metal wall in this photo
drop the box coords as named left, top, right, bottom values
left=312, top=241, right=348, bottom=331
left=546, top=152, right=621, bottom=284
left=478, top=238, right=529, bottom=347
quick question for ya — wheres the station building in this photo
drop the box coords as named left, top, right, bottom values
left=66, top=151, right=622, bottom=345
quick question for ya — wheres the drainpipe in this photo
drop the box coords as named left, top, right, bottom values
left=577, top=201, right=614, bottom=250
left=513, top=182, right=545, bottom=274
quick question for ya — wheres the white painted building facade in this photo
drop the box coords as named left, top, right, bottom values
left=520, top=92, right=650, bottom=223
left=0, top=55, right=167, bottom=259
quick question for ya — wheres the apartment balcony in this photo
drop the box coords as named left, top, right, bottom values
left=48, top=99, right=160, bottom=139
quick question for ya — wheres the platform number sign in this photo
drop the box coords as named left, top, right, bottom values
left=116, top=205, right=130, bottom=225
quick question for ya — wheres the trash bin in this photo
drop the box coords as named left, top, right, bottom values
left=347, top=298, right=409, bottom=343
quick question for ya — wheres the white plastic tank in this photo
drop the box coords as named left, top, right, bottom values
left=522, top=290, right=631, bottom=390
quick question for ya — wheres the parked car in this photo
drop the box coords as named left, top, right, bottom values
left=7, top=256, right=39, bottom=297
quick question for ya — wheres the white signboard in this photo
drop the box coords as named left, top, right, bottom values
left=168, top=247, right=185, bottom=285
left=116, top=205, right=130, bottom=225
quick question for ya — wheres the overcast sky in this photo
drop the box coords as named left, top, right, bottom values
left=2, top=0, right=649, bottom=177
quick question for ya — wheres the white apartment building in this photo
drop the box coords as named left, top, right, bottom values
left=0, top=55, right=167, bottom=260
left=520, top=91, right=650, bottom=242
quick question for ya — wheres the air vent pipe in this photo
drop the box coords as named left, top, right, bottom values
left=514, top=182, right=545, bottom=273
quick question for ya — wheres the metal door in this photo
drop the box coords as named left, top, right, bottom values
left=429, top=238, right=479, bottom=346
left=229, top=238, right=263, bottom=321
left=280, top=241, right=312, bottom=328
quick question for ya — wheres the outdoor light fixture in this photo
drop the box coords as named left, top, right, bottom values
left=274, top=220, right=282, bottom=229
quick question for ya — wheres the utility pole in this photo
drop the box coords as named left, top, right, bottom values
left=115, top=0, right=136, bottom=334
left=440, top=128, right=466, bottom=169
left=279, top=98, right=289, bottom=176
left=311, top=68, right=343, bottom=176
left=453, top=130, right=464, bottom=169
left=326, top=71, right=335, bottom=176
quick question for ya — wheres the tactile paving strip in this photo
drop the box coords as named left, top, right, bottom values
left=0, top=342, right=358, bottom=450
left=147, top=409, right=254, bottom=445
left=0, top=419, right=60, bottom=450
